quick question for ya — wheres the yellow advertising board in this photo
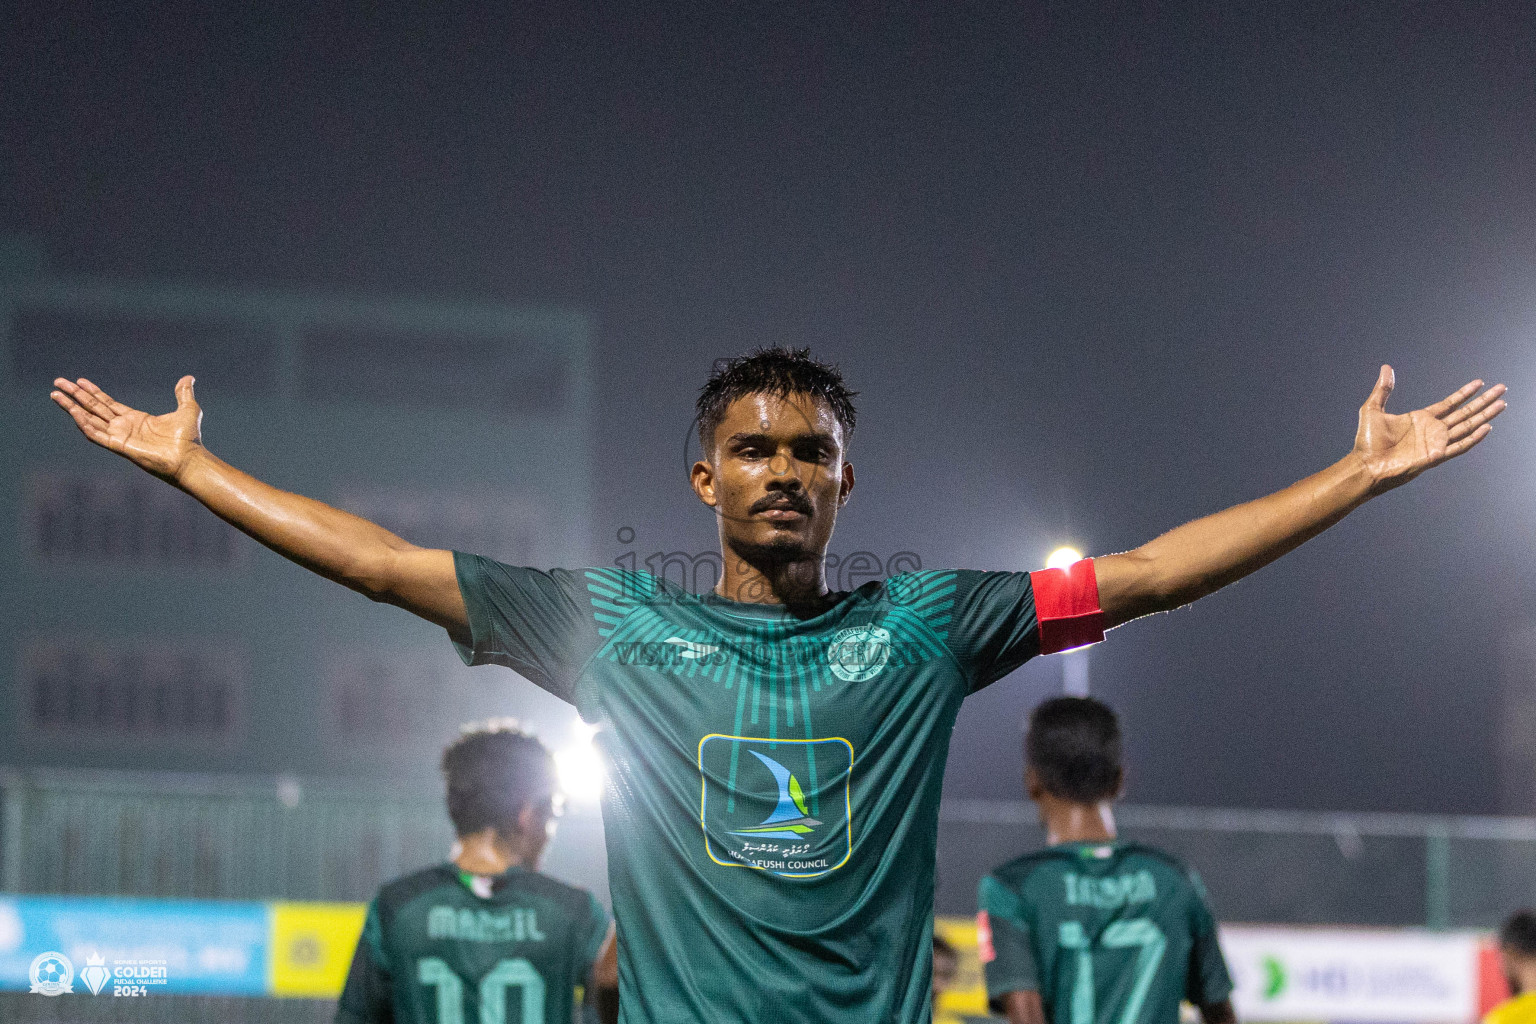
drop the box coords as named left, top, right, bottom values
left=935, top=914, right=992, bottom=1021
left=268, top=901, right=369, bottom=998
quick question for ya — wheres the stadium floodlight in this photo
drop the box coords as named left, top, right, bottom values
left=1046, top=546, right=1083, bottom=570
left=1044, top=545, right=1092, bottom=695
left=555, top=721, right=606, bottom=802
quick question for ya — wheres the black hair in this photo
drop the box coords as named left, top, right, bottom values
left=441, top=718, right=558, bottom=839
left=695, top=346, right=859, bottom=457
left=1025, top=696, right=1124, bottom=803
left=1502, top=909, right=1536, bottom=958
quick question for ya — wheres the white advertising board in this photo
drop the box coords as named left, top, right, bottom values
left=1221, top=926, right=1482, bottom=1024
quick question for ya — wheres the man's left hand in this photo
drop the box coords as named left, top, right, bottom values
left=1352, top=364, right=1506, bottom=495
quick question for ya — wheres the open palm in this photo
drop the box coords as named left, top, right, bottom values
left=1353, top=365, right=1506, bottom=495
left=50, top=375, right=204, bottom=481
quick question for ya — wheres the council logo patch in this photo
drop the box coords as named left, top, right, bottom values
left=699, top=735, right=853, bottom=877
left=826, top=625, right=891, bottom=682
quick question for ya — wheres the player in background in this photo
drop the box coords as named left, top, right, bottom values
left=932, top=933, right=963, bottom=1024
left=978, top=698, right=1235, bottom=1024
left=49, top=350, right=1505, bottom=1024
left=1485, top=910, right=1536, bottom=1024
left=336, top=720, right=617, bottom=1024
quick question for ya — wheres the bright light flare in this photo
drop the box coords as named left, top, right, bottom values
left=1046, top=546, right=1083, bottom=570
left=555, top=721, right=606, bottom=802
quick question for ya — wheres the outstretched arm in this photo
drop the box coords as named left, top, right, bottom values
left=1093, top=366, right=1506, bottom=629
left=50, top=375, right=468, bottom=639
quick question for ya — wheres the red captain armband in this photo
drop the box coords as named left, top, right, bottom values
left=976, top=911, right=996, bottom=963
left=1029, top=559, right=1107, bottom=655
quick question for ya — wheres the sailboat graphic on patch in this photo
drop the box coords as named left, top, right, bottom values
left=698, top=734, right=854, bottom=877
left=729, top=751, right=822, bottom=839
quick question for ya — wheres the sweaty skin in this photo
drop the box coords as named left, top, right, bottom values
left=1092, top=366, right=1506, bottom=627
left=689, top=390, right=854, bottom=609
left=49, top=365, right=1505, bottom=634
left=48, top=366, right=1501, bottom=1024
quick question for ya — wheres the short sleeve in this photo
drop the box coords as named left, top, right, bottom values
left=928, top=560, right=1108, bottom=691
left=1185, top=873, right=1234, bottom=1006
left=979, top=875, right=1039, bottom=1006
left=576, top=892, right=612, bottom=977
left=941, top=570, right=1043, bottom=691
left=450, top=553, right=604, bottom=704
left=335, top=901, right=393, bottom=1024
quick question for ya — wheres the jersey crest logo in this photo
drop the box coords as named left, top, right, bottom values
left=826, top=625, right=891, bottom=682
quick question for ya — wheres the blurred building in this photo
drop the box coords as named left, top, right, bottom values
left=1499, top=624, right=1536, bottom=814
left=0, top=234, right=594, bottom=783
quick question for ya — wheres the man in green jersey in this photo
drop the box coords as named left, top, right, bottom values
left=978, top=698, right=1234, bottom=1024
left=336, top=720, right=617, bottom=1024
left=50, top=348, right=1504, bottom=1023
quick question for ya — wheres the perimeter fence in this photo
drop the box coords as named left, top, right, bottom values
left=936, top=798, right=1536, bottom=928
left=3, top=770, right=1536, bottom=1022
left=5, top=770, right=1535, bottom=924
left=0, top=768, right=450, bottom=903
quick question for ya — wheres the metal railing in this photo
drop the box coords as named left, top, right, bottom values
left=6, top=769, right=1535, bottom=928
left=0, top=767, right=609, bottom=904
left=5, top=769, right=1536, bottom=1022
left=0, top=768, right=607, bottom=1024
left=936, top=799, right=1536, bottom=928
left=0, top=768, right=450, bottom=902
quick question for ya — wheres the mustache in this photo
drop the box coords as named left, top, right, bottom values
left=750, top=492, right=813, bottom=515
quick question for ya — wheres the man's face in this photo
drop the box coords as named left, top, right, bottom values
left=692, top=390, right=853, bottom=577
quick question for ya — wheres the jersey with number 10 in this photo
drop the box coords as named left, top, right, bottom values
left=335, top=863, right=609, bottom=1024
left=978, top=842, right=1233, bottom=1024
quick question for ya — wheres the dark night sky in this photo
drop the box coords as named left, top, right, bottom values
left=5, top=2, right=1535, bottom=813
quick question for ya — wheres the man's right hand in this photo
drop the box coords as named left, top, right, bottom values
left=47, top=373, right=469, bottom=638
left=51, top=375, right=204, bottom=483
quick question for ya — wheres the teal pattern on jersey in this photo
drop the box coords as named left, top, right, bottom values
left=452, top=554, right=1041, bottom=1024
left=582, top=567, right=960, bottom=815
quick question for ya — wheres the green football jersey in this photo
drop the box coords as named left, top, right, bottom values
left=335, top=863, right=610, bottom=1024
left=978, top=842, right=1233, bottom=1024
left=449, top=554, right=1058, bottom=1024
